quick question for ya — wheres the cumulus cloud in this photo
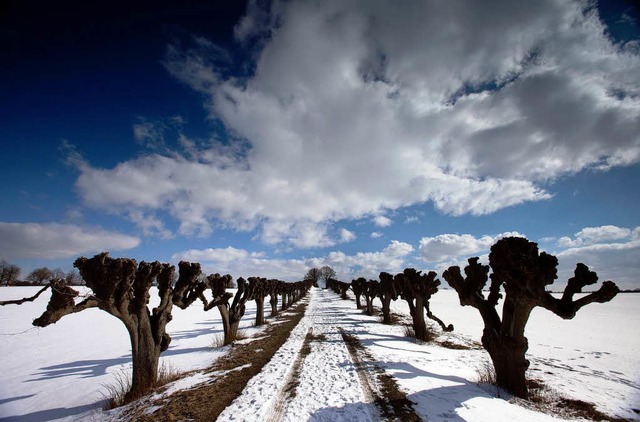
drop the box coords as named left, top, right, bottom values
left=557, top=225, right=632, bottom=247
left=554, top=225, right=640, bottom=289
left=339, top=228, right=356, bottom=243
left=419, top=232, right=524, bottom=263
left=373, top=215, right=392, bottom=228
left=370, top=231, right=383, bottom=239
left=173, top=246, right=265, bottom=263
left=325, top=240, right=415, bottom=279
left=0, top=222, right=140, bottom=259
left=172, top=240, right=414, bottom=281
left=71, top=0, right=640, bottom=247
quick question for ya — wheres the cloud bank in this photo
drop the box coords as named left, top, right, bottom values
left=0, top=222, right=140, bottom=259
left=71, top=0, right=640, bottom=247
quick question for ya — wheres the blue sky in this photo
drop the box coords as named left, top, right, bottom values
left=1, top=0, right=639, bottom=288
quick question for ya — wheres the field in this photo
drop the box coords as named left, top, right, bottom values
left=0, top=286, right=638, bottom=421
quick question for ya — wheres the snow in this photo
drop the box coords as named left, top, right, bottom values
left=1, top=286, right=638, bottom=421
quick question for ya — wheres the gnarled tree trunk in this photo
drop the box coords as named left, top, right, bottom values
left=33, top=253, right=178, bottom=400
left=444, top=237, right=619, bottom=399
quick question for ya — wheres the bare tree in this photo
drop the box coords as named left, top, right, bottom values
left=326, top=278, right=350, bottom=299
left=443, top=237, right=619, bottom=399
left=363, top=279, right=380, bottom=316
left=394, top=268, right=452, bottom=341
left=51, top=268, right=66, bottom=280
left=0, top=260, right=21, bottom=286
left=319, top=266, right=336, bottom=289
left=32, top=253, right=179, bottom=401
left=249, top=277, right=270, bottom=326
left=304, top=267, right=322, bottom=288
left=205, top=274, right=250, bottom=345
left=269, top=279, right=283, bottom=317
left=64, top=269, right=83, bottom=285
left=378, top=272, right=399, bottom=324
left=351, top=278, right=367, bottom=309
left=26, top=267, right=53, bottom=285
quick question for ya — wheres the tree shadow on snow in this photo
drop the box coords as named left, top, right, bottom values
left=380, top=360, right=496, bottom=421
left=27, top=346, right=211, bottom=382
left=27, top=356, right=131, bottom=381
left=0, top=402, right=99, bottom=422
left=0, top=394, right=35, bottom=406
left=307, top=400, right=378, bottom=421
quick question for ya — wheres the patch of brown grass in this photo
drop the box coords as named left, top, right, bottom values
left=436, top=339, right=475, bottom=350
left=513, top=379, right=628, bottom=422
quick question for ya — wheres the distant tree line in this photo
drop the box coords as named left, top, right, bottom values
left=0, top=260, right=83, bottom=286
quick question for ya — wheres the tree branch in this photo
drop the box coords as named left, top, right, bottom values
left=32, top=281, right=98, bottom=327
left=0, top=284, right=50, bottom=306
left=541, top=263, right=620, bottom=319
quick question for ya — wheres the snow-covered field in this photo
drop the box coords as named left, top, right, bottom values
left=0, top=286, right=638, bottom=421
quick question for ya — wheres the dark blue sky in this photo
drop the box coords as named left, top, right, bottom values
left=1, top=0, right=639, bottom=288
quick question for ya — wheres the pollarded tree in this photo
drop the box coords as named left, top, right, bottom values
left=207, top=274, right=251, bottom=345
left=394, top=268, right=452, bottom=341
left=351, top=278, right=367, bottom=309
left=248, top=276, right=270, bottom=326
left=173, top=268, right=244, bottom=345
left=363, top=279, right=380, bottom=316
left=378, top=272, right=399, bottom=324
left=269, top=279, right=283, bottom=317
left=32, top=253, right=178, bottom=400
left=442, top=237, right=619, bottom=399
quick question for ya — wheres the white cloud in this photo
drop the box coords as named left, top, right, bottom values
left=171, top=240, right=414, bottom=282
left=132, top=119, right=165, bottom=150
left=72, top=0, right=640, bottom=247
left=325, top=240, right=415, bottom=279
left=419, top=232, right=524, bottom=263
left=555, top=229, right=640, bottom=290
left=0, top=222, right=140, bottom=259
left=172, top=246, right=264, bottom=263
left=339, top=228, right=356, bottom=243
left=370, top=231, right=382, bottom=239
left=558, top=225, right=632, bottom=247
left=373, top=215, right=392, bottom=227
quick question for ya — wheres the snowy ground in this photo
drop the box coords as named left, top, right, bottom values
left=0, top=286, right=638, bottom=421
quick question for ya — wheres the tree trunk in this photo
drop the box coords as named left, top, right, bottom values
left=125, top=324, right=160, bottom=401
left=483, top=330, right=530, bottom=398
left=355, top=294, right=362, bottom=309
left=217, top=304, right=233, bottom=345
left=412, top=296, right=428, bottom=341
left=225, top=318, right=241, bottom=345
left=381, top=297, right=392, bottom=324
left=269, top=294, right=278, bottom=316
left=255, top=297, right=265, bottom=326
left=365, top=295, right=373, bottom=315
left=281, top=292, right=287, bottom=311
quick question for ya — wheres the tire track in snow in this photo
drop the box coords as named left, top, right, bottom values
left=265, top=327, right=314, bottom=422
left=268, top=288, right=380, bottom=421
left=339, top=329, right=376, bottom=405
